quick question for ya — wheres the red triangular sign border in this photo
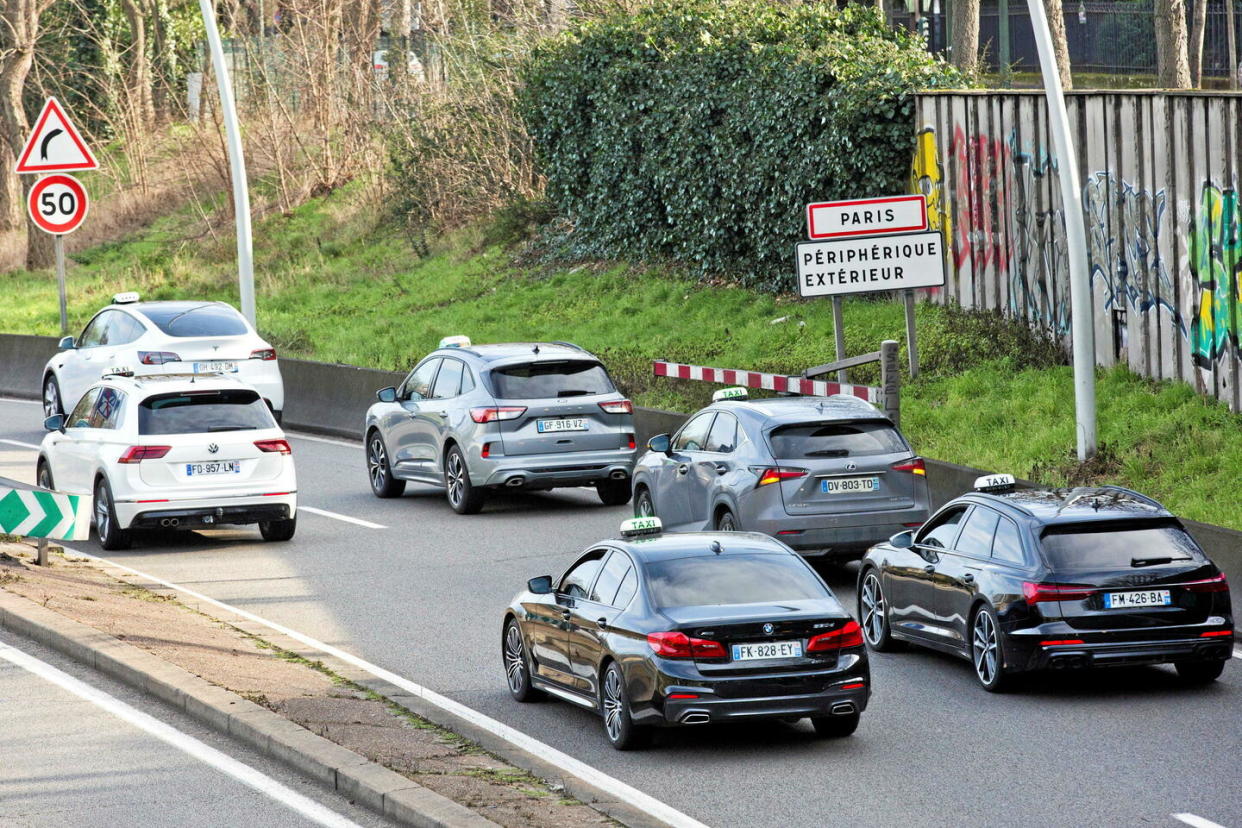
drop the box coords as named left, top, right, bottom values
left=15, top=97, right=98, bottom=174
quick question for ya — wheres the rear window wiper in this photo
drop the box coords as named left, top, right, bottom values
left=556, top=389, right=592, bottom=397
left=207, top=425, right=255, bottom=432
left=805, top=449, right=849, bottom=457
left=1131, top=556, right=1192, bottom=567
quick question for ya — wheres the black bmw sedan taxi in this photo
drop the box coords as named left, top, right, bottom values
left=501, top=517, right=870, bottom=749
left=857, top=475, right=1233, bottom=691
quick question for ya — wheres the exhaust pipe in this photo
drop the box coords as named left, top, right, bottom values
left=680, top=712, right=710, bottom=725
left=160, top=518, right=180, bottom=528
left=609, top=470, right=628, bottom=480
left=506, top=477, right=525, bottom=488
left=830, top=702, right=856, bottom=716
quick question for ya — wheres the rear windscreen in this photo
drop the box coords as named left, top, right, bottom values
left=1039, top=521, right=1206, bottom=571
left=645, top=554, right=829, bottom=608
left=139, top=390, right=275, bottom=435
left=141, top=305, right=249, bottom=337
left=490, top=360, right=615, bottom=399
left=769, top=421, right=908, bottom=459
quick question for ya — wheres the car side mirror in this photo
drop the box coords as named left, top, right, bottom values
left=376, top=386, right=397, bottom=403
left=890, top=530, right=914, bottom=549
left=527, top=575, right=553, bottom=595
left=57, top=335, right=75, bottom=351
left=647, top=433, right=671, bottom=454
left=43, top=414, right=65, bottom=433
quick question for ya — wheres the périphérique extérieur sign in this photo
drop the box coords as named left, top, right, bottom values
left=795, top=230, right=946, bottom=299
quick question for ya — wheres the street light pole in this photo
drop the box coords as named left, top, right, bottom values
left=197, top=0, right=256, bottom=326
left=1026, top=0, right=1096, bottom=461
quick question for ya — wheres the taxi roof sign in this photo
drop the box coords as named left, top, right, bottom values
left=439, top=335, right=471, bottom=349
left=102, top=365, right=135, bottom=378
left=619, top=516, right=662, bottom=538
left=712, top=386, right=748, bottom=402
left=112, top=291, right=140, bottom=304
left=974, top=473, right=1016, bottom=493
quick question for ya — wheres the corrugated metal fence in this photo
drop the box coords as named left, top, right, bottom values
left=912, top=91, right=1242, bottom=410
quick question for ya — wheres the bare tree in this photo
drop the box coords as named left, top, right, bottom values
left=1156, top=0, right=1193, bottom=88
left=950, top=0, right=980, bottom=78
left=1190, top=0, right=1208, bottom=85
left=1044, top=0, right=1073, bottom=89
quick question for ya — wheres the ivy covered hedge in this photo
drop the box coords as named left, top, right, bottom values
left=518, top=1, right=960, bottom=290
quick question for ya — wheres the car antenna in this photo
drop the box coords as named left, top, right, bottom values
left=710, top=540, right=723, bottom=555
left=532, top=344, right=540, bottom=355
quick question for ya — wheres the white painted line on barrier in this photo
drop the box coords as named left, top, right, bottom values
left=0, top=639, right=362, bottom=828
left=0, top=438, right=40, bottom=450
left=1174, top=813, right=1227, bottom=828
left=0, top=396, right=39, bottom=405
left=1234, top=646, right=1241, bottom=660
left=298, top=506, right=386, bottom=530
left=59, top=544, right=711, bottom=828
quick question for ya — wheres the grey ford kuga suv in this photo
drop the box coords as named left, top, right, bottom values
left=364, top=339, right=638, bottom=514
left=631, top=390, right=931, bottom=559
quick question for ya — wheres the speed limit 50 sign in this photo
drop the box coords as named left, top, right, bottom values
left=28, top=173, right=88, bottom=235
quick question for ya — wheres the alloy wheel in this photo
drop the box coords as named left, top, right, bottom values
left=717, top=512, right=736, bottom=531
left=861, top=573, right=886, bottom=646
left=446, top=452, right=464, bottom=506
left=37, top=465, right=51, bottom=490
left=504, top=624, right=526, bottom=695
left=368, top=438, right=387, bottom=490
left=42, top=380, right=59, bottom=418
left=602, top=668, right=624, bottom=743
left=636, top=490, right=654, bottom=517
left=94, top=481, right=110, bottom=538
left=973, top=610, right=999, bottom=686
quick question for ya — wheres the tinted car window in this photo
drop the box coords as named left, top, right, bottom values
left=140, top=304, right=249, bottom=337
left=992, top=517, right=1026, bottom=565
left=1039, top=521, right=1207, bottom=571
left=402, top=359, right=441, bottom=401
left=460, top=367, right=475, bottom=394
left=90, top=387, right=126, bottom=429
left=139, top=389, right=276, bottom=435
left=956, top=507, right=1000, bottom=557
left=560, top=550, right=607, bottom=599
left=769, top=421, right=908, bottom=459
left=612, top=567, right=638, bottom=608
left=491, top=360, right=615, bottom=399
left=590, top=552, right=632, bottom=605
left=104, top=313, right=144, bottom=346
left=68, top=388, right=100, bottom=428
left=673, top=412, right=714, bottom=452
left=431, top=359, right=464, bottom=399
left=78, top=313, right=109, bottom=348
left=918, top=506, right=966, bottom=549
left=705, top=412, right=739, bottom=453
left=645, top=553, right=829, bottom=608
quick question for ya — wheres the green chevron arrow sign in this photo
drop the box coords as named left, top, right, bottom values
left=0, top=486, right=90, bottom=540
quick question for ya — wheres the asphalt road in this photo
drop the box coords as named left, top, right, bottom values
left=2, top=396, right=1239, bottom=828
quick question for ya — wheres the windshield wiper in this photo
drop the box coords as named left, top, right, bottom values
left=805, top=449, right=849, bottom=457
left=1131, top=556, right=1192, bottom=567
left=557, top=389, right=592, bottom=397
left=207, top=425, right=255, bottom=432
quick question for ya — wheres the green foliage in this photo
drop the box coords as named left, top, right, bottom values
left=917, top=303, right=1067, bottom=377
left=517, top=0, right=961, bottom=289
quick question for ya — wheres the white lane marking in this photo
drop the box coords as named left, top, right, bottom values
left=0, top=396, right=40, bottom=405
left=0, top=639, right=362, bottom=828
left=60, top=544, right=710, bottom=828
left=1174, top=814, right=1227, bottom=828
left=298, top=506, right=386, bottom=530
left=287, top=431, right=361, bottom=448
left=0, top=438, right=40, bottom=450
left=1234, top=646, right=1241, bottom=660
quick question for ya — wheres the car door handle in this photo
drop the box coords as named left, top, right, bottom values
left=676, top=464, right=689, bottom=475
left=596, top=617, right=609, bottom=629
left=923, top=565, right=935, bottom=574
left=963, top=573, right=975, bottom=584
left=437, top=410, right=449, bottom=417
left=561, top=609, right=572, bottom=620
left=714, top=464, right=728, bottom=475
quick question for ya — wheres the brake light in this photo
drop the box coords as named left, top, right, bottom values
left=626, top=434, right=636, bottom=450
left=1040, top=639, right=1085, bottom=646
left=599, top=400, right=633, bottom=415
left=481, top=442, right=492, bottom=459
left=667, top=693, right=699, bottom=699
left=752, top=467, right=808, bottom=487
left=250, top=348, right=277, bottom=361
left=470, top=406, right=526, bottom=424
left=1022, top=582, right=1095, bottom=604
left=1200, top=630, right=1233, bottom=638
left=647, top=631, right=726, bottom=659
left=807, top=620, right=864, bottom=652
left=841, top=682, right=866, bottom=690
left=117, top=445, right=171, bottom=463
left=892, top=458, right=926, bottom=476
left=1183, top=573, right=1229, bottom=593
left=138, top=351, right=181, bottom=365
left=254, top=439, right=292, bottom=455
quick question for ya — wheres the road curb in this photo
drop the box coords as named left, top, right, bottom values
left=0, top=589, right=499, bottom=828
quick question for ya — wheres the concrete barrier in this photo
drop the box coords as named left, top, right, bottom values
left=280, top=358, right=404, bottom=441
left=0, top=334, right=58, bottom=401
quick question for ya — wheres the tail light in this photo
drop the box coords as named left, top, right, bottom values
left=599, top=400, right=633, bottom=415
left=1040, top=639, right=1085, bottom=646
left=1183, top=573, right=1229, bottom=593
left=250, top=348, right=277, bottom=361
left=1023, top=582, right=1095, bottom=604
left=751, top=466, right=808, bottom=487
left=255, top=439, right=292, bottom=455
left=117, top=445, right=171, bottom=463
left=625, top=434, right=636, bottom=450
left=647, top=631, right=726, bottom=659
left=1200, top=630, right=1233, bottom=638
left=138, top=351, right=180, bottom=365
left=892, top=458, right=926, bottom=476
left=807, top=620, right=864, bottom=652
left=470, top=406, right=526, bottom=424
left=481, top=442, right=492, bottom=459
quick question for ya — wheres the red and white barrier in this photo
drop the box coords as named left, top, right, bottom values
left=652, top=360, right=880, bottom=404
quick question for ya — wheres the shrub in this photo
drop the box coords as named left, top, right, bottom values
left=517, top=0, right=960, bottom=289
left=918, top=303, right=1067, bottom=378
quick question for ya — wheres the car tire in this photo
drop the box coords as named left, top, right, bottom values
left=366, top=432, right=406, bottom=498
left=810, top=710, right=860, bottom=738
left=600, top=661, right=649, bottom=751
left=94, top=477, right=132, bottom=551
left=502, top=619, right=543, bottom=702
left=43, top=374, right=63, bottom=418
left=597, top=478, right=632, bottom=506
left=1175, top=659, right=1226, bottom=685
left=633, top=486, right=655, bottom=518
left=715, top=510, right=738, bottom=531
left=259, top=515, right=297, bottom=542
left=444, top=445, right=484, bottom=515
left=36, top=460, right=53, bottom=491
left=970, top=604, right=1012, bottom=693
left=859, top=569, right=902, bottom=652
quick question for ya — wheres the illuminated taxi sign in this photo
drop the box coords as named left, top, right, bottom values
left=974, top=473, right=1016, bottom=493
left=712, top=386, right=748, bottom=402
left=438, top=335, right=471, bottom=349
left=620, top=516, right=662, bottom=538
left=112, top=291, right=140, bottom=304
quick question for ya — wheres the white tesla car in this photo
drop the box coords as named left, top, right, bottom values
left=36, top=370, right=298, bottom=550
left=42, top=293, right=284, bottom=423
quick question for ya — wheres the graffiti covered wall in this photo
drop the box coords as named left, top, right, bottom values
left=914, top=91, right=1242, bottom=411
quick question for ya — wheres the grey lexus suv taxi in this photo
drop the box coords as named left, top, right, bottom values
left=364, top=339, right=638, bottom=514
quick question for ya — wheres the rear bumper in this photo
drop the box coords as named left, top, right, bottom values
left=656, top=683, right=870, bottom=726
left=117, top=493, right=297, bottom=529
left=1009, top=632, right=1235, bottom=671
left=476, top=448, right=638, bottom=489
left=749, top=508, right=929, bottom=558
